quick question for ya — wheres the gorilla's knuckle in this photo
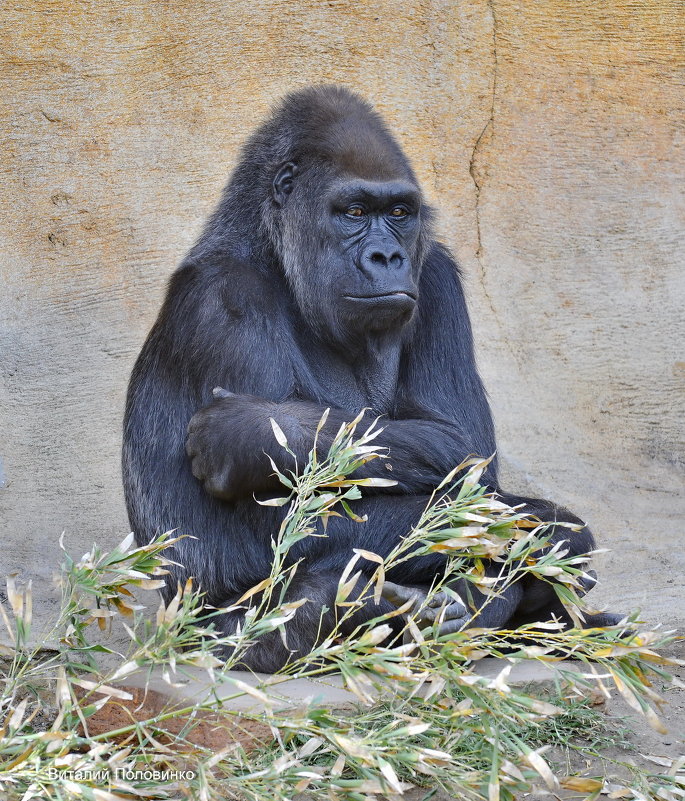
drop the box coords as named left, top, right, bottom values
left=190, top=458, right=206, bottom=480
left=204, top=477, right=234, bottom=502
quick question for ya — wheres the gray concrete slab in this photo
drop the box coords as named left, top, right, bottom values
left=117, top=658, right=583, bottom=712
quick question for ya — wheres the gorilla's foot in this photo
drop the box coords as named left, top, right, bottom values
left=381, top=580, right=471, bottom=636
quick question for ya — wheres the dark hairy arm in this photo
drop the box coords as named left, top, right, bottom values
left=185, top=389, right=482, bottom=502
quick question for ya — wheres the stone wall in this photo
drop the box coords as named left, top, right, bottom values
left=1, top=1, right=683, bottom=626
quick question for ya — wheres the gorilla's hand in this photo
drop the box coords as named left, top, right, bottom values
left=381, top=580, right=471, bottom=636
left=186, top=389, right=282, bottom=501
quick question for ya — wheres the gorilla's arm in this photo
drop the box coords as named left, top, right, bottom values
left=184, top=245, right=497, bottom=503
left=185, top=391, right=478, bottom=502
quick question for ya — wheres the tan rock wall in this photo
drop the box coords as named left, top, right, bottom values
left=1, top=1, right=683, bottom=625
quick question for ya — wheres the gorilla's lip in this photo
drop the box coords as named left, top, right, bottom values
left=343, top=291, right=417, bottom=302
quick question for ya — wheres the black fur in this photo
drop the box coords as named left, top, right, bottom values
left=123, top=86, right=618, bottom=672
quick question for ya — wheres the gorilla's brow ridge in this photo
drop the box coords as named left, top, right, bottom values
left=329, top=180, right=421, bottom=210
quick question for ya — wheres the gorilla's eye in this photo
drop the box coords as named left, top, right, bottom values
left=345, top=206, right=365, bottom=218
left=390, top=207, right=409, bottom=218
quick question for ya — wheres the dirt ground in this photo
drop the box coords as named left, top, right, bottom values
left=404, top=657, right=685, bottom=801
left=524, top=659, right=685, bottom=799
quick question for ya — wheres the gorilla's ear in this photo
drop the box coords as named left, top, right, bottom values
left=272, top=162, right=298, bottom=207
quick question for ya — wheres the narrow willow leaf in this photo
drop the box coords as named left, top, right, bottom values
left=610, top=671, right=644, bottom=714
left=128, top=578, right=167, bottom=590
left=379, top=759, right=403, bottom=794
left=341, top=500, right=367, bottom=523
left=270, top=417, right=289, bottom=448
left=116, top=531, right=135, bottom=554
left=8, top=698, right=28, bottom=731
left=357, top=623, right=392, bottom=646
left=561, top=777, right=604, bottom=792
left=643, top=704, right=668, bottom=734
left=110, top=660, right=139, bottom=681
left=488, top=733, right=500, bottom=801
left=230, top=678, right=273, bottom=707
left=315, top=407, right=330, bottom=434
left=338, top=551, right=361, bottom=589
left=352, top=548, right=383, bottom=564
left=351, top=477, right=397, bottom=487
left=72, top=679, right=133, bottom=701
left=265, top=453, right=294, bottom=489
left=337, top=570, right=362, bottom=604
left=0, top=601, right=15, bottom=643
left=236, top=577, right=272, bottom=604
left=257, top=495, right=291, bottom=506
left=524, top=748, right=558, bottom=790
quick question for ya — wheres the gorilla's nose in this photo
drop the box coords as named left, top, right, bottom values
left=360, top=244, right=405, bottom=275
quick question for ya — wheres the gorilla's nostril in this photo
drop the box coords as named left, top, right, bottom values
left=368, top=251, right=404, bottom=267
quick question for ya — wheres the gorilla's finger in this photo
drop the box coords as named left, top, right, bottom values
left=380, top=580, right=422, bottom=609
left=185, top=433, right=199, bottom=457
left=435, top=614, right=471, bottom=636
left=191, top=458, right=206, bottom=481
left=419, top=599, right=465, bottom=622
left=426, top=591, right=455, bottom=608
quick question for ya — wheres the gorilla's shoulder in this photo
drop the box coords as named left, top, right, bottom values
left=418, top=243, right=465, bottom=304
left=166, top=255, right=284, bottom=321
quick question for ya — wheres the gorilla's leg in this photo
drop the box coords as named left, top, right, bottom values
left=214, top=568, right=396, bottom=673
left=496, top=492, right=595, bottom=547
left=213, top=494, right=447, bottom=671
left=495, top=492, right=625, bottom=626
left=212, top=492, right=616, bottom=671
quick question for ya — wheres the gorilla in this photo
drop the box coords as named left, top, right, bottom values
left=123, top=85, right=619, bottom=672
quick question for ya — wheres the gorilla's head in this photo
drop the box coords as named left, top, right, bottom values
left=220, top=86, right=434, bottom=346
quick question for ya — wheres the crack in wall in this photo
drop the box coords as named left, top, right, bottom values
left=469, top=0, right=498, bottom=318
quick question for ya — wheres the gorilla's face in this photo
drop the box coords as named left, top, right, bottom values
left=274, top=163, right=424, bottom=345
left=328, top=177, right=422, bottom=328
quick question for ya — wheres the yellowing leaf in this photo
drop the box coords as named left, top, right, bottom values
left=644, top=704, right=668, bottom=734
left=352, top=548, right=383, bottom=563
left=561, top=776, right=603, bottom=792
left=235, top=577, right=272, bottom=605
left=352, top=477, right=397, bottom=487
left=524, top=749, right=557, bottom=790
left=8, top=698, right=28, bottom=731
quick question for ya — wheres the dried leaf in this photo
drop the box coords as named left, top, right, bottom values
left=6, top=574, right=23, bottom=618
left=270, top=417, right=289, bottom=449
left=72, top=679, right=133, bottom=701
left=257, top=495, right=291, bottom=506
left=352, top=477, right=397, bottom=487
left=230, top=678, right=273, bottom=707
left=236, top=577, right=272, bottom=604
left=524, top=748, right=558, bottom=790
left=8, top=698, right=28, bottom=731
left=379, top=759, right=403, bottom=793
left=643, top=704, right=668, bottom=734
left=561, top=776, right=603, bottom=792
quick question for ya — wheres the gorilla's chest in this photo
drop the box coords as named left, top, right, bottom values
left=292, top=336, right=402, bottom=416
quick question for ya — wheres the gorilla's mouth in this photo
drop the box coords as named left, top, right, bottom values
left=343, top=291, right=417, bottom=302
